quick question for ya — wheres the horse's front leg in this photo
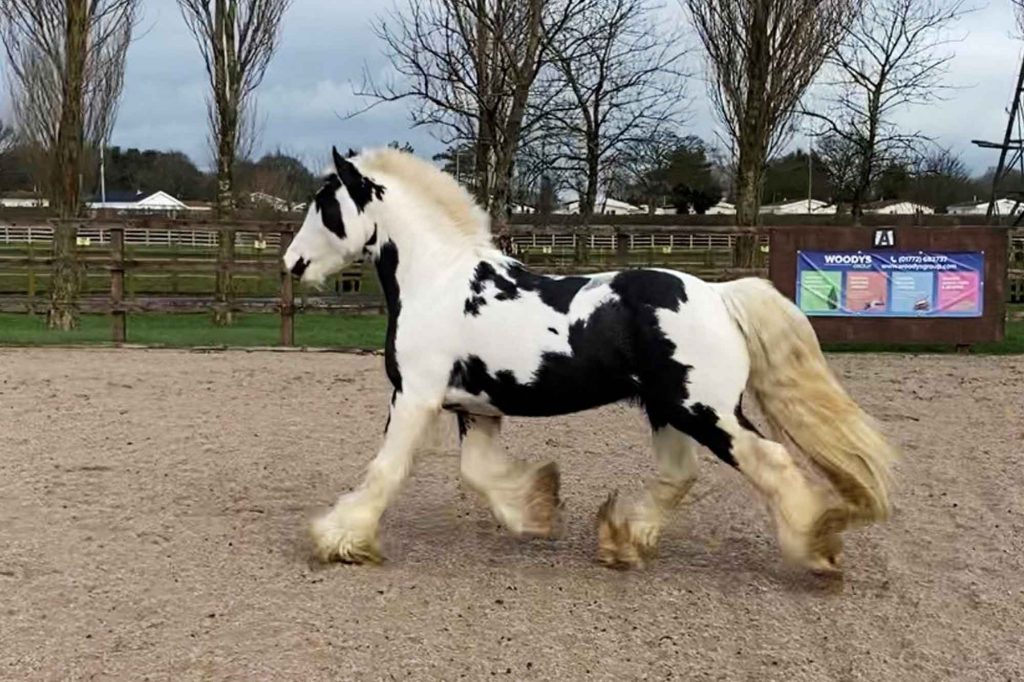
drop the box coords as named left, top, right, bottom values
left=459, top=414, right=562, bottom=538
left=311, top=394, right=437, bottom=564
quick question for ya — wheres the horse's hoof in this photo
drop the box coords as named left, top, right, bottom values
left=596, top=491, right=656, bottom=570
left=521, top=461, right=563, bottom=539
left=779, top=504, right=848, bottom=575
left=806, top=506, right=847, bottom=574
left=310, top=516, right=383, bottom=565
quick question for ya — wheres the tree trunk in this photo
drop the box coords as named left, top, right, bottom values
left=474, top=120, right=493, bottom=211
left=851, top=87, right=883, bottom=225
left=582, top=135, right=600, bottom=217
left=730, top=0, right=769, bottom=269
left=213, top=125, right=236, bottom=326
left=48, top=0, right=89, bottom=331
left=733, top=144, right=765, bottom=268
left=214, top=229, right=235, bottom=326
left=737, top=160, right=761, bottom=266
left=472, top=0, right=493, bottom=210
left=211, top=0, right=237, bottom=326
left=48, top=224, right=80, bottom=330
left=489, top=146, right=517, bottom=255
left=215, top=123, right=236, bottom=216
left=574, top=145, right=600, bottom=266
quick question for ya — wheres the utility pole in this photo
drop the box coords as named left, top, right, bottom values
left=100, top=143, right=107, bottom=205
left=972, top=47, right=1024, bottom=225
left=807, top=139, right=813, bottom=213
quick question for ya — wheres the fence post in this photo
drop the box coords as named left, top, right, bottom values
left=615, top=229, right=629, bottom=268
left=26, top=242, right=36, bottom=315
left=279, top=230, right=295, bottom=346
left=110, top=226, right=126, bottom=344
left=214, top=227, right=235, bottom=325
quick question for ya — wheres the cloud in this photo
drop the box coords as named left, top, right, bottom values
left=110, top=0, right=441, bottom=169
left=93, top=0, right=1024, bottom=176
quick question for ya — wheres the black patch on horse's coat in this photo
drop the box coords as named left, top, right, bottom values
left=314, top=174, right=346, bottom=239
left=609, top=270, right=687, bottom=311
left=548, top=327, right=558, bottom=335
left=735, top=399, right=763, bottom=438
left=464, top=262, right=518, bottom=316
left=366, top=225, right=378, bottom=246
left=383, top=388, right=397, bottom=433
left=506, top=265, right=588, bottom=314
left=450, top=299, right=639, bottom=416
left=667, top=403, right=737, bottom=467
left=463, top=261, right=588, bottom=317
left=375, top=240, right=402, bottom=391
left=290, top=257, right=309, bottom=277
left=456, top=412, right=472, bottom=441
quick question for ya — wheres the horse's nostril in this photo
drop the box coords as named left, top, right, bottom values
left=290, top=257, right=310, bottom=277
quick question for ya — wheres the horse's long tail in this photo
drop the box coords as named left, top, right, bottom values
left=717, top=277, right=897, bottom=524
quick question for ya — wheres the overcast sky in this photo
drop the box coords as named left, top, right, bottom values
left=16, top=0, right=1024, bottom=174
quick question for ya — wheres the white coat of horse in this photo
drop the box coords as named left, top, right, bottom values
left=283, top=146, right=897, bottom=573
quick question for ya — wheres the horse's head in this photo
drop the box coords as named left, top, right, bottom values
left=283, top=146, right=384, bottom=284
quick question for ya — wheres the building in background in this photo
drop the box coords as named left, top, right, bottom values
left=864, top=200, right=935, bottom=215
left=558, top=196, right=645, bottom=215
left=947, top=197, right=1022, bottom=216
left=86, top=190, right=209, bottom=213
left=760, top=198, right=836, bottom=215
left=705, top=200, right=736, bottom=215
left=0, top=192, right=49, bottom=208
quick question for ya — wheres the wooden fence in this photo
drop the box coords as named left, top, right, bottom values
left=0, top=215, right=1021, bottom=346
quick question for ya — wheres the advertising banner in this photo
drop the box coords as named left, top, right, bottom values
left=796, top=250, right=984, bottom=317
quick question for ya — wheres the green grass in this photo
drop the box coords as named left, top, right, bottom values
left=822, top=309, right=1024, bottom=355
left=0, top=308, right=1021, bottom=354
left=0, top=312, right=386, bottom=348
left=821, top=324, right=1024, bottom=354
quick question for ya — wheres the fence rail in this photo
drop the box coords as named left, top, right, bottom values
left=0, top=217, right=1021, bottom=345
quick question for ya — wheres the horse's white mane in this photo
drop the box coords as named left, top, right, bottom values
left=355, top=148, right=491, bottom=240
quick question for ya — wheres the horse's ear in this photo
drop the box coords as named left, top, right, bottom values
left=332, top=145, right=364, bottom=193
left=332, top=146, right=347, bottom=171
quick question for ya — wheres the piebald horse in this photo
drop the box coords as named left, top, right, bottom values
left=284, top=146, right=897, bottom=573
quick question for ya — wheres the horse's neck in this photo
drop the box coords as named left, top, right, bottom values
left=370, top=211, right=492, bottom=311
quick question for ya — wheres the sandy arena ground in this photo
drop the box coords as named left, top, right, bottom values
left=1, top=348, right=1022, bottom=681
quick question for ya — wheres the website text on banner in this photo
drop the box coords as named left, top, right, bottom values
left=796, top=251, right=984, bottom=318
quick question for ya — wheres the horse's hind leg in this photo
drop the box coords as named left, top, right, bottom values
left=458, top=414, right=562, bottom=538
left=685, top=407, right=847, bottom=573
left=596, top=426, right=699, bottom=569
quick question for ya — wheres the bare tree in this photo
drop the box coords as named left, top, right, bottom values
left=365, top=0, right=593, bottom=230
left=177, top=0, right=291, bottom=214
left=1014, top=0, right=1024, bottom=37
left=2, top=0, right=136, bottom=207
left=617, top=129, right=685, bottom=214
left=806, top=0, right=970, bottom=220
left=683, top=0, right=857, bottom=264
left=177, top=0, right=292, bottom=325
left=908, top=145, right=973, bottom=212
left=816, top=131, right=864, bottom=212
left=547, top=0, right=687, bottom=218
left=1, top=0, right=138, bottom=330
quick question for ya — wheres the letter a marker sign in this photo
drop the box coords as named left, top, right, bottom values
left=873, top=229, right=895, bottom=248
